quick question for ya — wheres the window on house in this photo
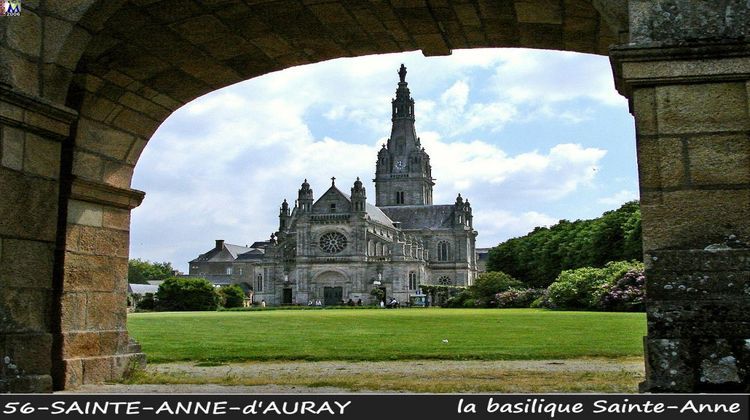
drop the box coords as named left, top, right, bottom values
left=408, top=272, right=417, bottom=290
left=226, top=267, right=232, bottom=275
left=256, top=274, right=263, bottom=292
left=330, top=203, right=336, bottom=213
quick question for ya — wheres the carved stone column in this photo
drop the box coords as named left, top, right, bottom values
left=611, top=44, right=750, bottom=392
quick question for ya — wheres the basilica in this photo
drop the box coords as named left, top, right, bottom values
left=189, top=65, right=479, bottom=305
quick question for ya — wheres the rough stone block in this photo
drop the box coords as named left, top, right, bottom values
left=0, top=288, right=51, bottom=333
left=1, top=126, right=24, bottom=171
left=0, top=170, right=58, bottom=240
left=85, top=293, right=127, bottom=330
left=66, top=225, right=129, bottom=258
left=62, top=358, right=83, bottom=390
left=632, top=87, right=657, bottom=136
left=24, top=110, right=70, bottom=137
left=67, top=199, right=103, bottom=227
left=59, top=292, right=87, bottom=332
left=102, top=207, right=130, bottom=231
left=7, top=9, right=41, bottom=56
left=642, top=338, right=693, bottom=392
left=647, top=299, right=750, bottom=336
left=640, top=189, right=750, bottom=252
left=687, top=134, right=750, bottom=186
left=0, top=100, right=24, bottom=122
left=0, top=238, right=54, bottom=289
left=118, top=93, right=170, bottom=121
left=2, top=375, right=53, bottom=393
left=515, top=0, right=562, bottom=24
left=655, top=83, right=749, bottom=135
left=101, top=160, right=134, bottom=188
left=4, top=333, right=52, bottom=375
left=76, top=117, right=136, bottom=161
left=1, top=47, right=40, bottom=96
left=41, top=63, right=74, bottom=104
left=111, top=108, right=159, bottom=139
left=699, top=339, right=742, bottom=387
left=82, top=356, right=114, bottom=384
left=62, top=253, right=127, bottom=292
left=636, top=136, right=685, bottom=189
left=113, top=352, right=146, bottom=379
left=72, top=150, right=104, bottom=181
left=62, top=331, right=102, bottom=359
left=23, top=134, right=61, bottom=179
left=79, top=93, right=118, bottom=123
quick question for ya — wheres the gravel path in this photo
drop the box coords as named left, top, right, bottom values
left=65, top=358, right=643, bottom=394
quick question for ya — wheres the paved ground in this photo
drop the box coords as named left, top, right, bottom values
left=64, top=358, right=644, bottom=394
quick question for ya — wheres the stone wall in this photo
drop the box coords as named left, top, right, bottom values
left=643, top=249, right=750, bottom=391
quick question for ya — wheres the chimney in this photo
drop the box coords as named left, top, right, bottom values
left=215, top=239, right=224, bottom=250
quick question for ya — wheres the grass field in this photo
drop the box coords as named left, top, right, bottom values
left=127, top=308, right=646, bottom=363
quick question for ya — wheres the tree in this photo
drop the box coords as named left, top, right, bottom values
left=487, top=201, right=642, bottom=287
left=128, top=259, right=174, bottom=284
left=155, top=277, right=219, bottom=311
left=219, top=284, right=245, bottom=308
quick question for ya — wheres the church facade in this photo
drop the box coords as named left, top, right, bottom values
left=189, top=65, right=478, bottom=305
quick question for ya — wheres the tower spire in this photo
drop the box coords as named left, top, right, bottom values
left=374, top=65, right=434, bottom=206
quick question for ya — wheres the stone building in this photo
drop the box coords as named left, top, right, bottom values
left=189, top=65, right=478, bottom=305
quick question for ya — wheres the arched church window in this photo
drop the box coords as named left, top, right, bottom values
left=438, top=276, right=452, bottom=285
left=437, top=241, right=450, bottom=261
left=256, top=274, right=263, bottom=292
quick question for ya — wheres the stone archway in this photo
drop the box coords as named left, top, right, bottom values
left=0, top=1, right=748, bottom=393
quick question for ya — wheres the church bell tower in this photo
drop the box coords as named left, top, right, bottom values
left=374, top=64, right=434, bottom=206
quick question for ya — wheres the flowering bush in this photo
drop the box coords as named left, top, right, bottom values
left=495, top=288, right=545, bottom=308
left=546, top=261, right=643, bottom=310
left=599, top=269, right=645, bottom=312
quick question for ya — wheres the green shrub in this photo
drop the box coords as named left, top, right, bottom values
left=546, top=261, right=643, bottom=310
left=495, top=288, right=545, bottom=308
left=156, top=277, right=219, bottom=311
left=470, top=271, right=524, bottom=307
left=443, top=289, right=474, bottom=308
left=136, top=292, right=156, bottom=311
left=218, top=284, right=246, bottom=308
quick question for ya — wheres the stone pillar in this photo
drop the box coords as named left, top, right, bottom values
left=611, top=44, right=750, bottom=392
left=0, top=85, right=74, bottom=392
left=58, top=179, right=146, bottom=389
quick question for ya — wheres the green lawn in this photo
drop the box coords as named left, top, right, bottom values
left=127, top=308, right=646, bottom=363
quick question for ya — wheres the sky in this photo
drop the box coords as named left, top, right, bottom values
left=129, top=48, right=639, bottom=272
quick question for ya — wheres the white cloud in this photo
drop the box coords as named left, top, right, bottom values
left=598, top=189, right=639, bottom=206
left=473, top=210, right=558, bottom=240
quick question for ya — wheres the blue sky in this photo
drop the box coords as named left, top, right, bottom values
left=130, top=48, right=638, bottom=272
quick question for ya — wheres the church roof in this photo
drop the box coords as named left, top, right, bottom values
left=379, top=205, right=455, bottom=230
left=317, top=183, right=395, bottom=228
left=365, top=202, right=395, bottom=227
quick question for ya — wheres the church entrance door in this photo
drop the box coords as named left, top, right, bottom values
left=324, top=287, right=343, bottom=306
left=282, top=288, right=293, bottom=305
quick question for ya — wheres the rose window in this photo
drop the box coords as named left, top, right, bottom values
left=319, top=232, right=347, bottom=254
left=438, top=276, right=452, bottom=285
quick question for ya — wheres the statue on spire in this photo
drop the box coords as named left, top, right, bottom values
left=398, top=64, right=407, bottom=83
